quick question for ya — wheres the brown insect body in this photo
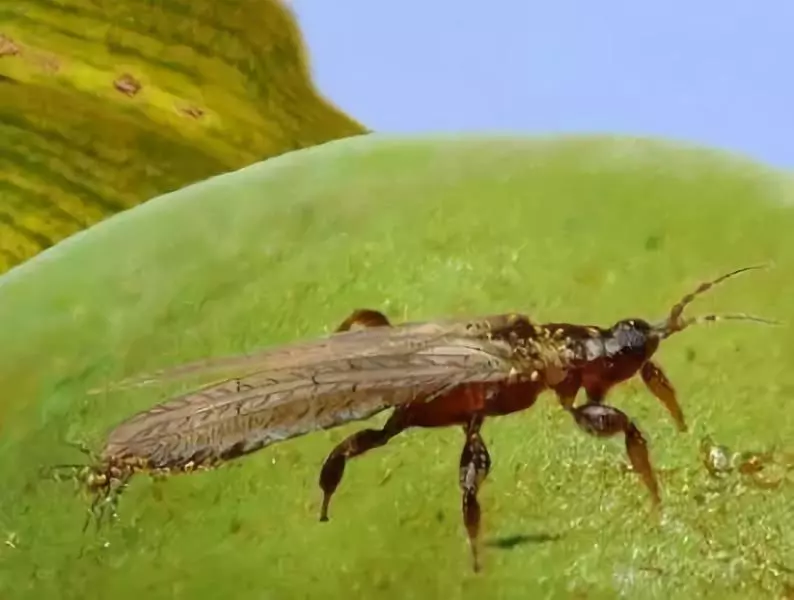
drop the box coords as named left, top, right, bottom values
left=64, top=265, right=775, bottom=571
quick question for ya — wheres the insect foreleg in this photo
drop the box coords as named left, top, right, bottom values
left=570, top=403, right=661, bottom=506
left=640, top=361, right=687, bottom=432
left=458, top=414, right=491, bottom=573
left=318, top=408, right=408, bottom=522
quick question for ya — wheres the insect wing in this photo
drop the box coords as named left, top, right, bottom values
left=101, top=334, right=523, bottom=467
left=90, top=320, right=478, bottom=395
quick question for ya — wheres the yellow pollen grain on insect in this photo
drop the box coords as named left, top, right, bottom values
left=530, top=370, right=540, bottom=381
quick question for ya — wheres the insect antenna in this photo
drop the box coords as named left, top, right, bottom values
left=41, top=440, right=96, bottom=481
left=654, top=264, right=779, bottom=338
left=42, top=463, right=88, bottom=481
left=673, top=312, right=780, bottom=335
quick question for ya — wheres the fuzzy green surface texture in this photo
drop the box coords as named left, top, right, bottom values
left=0, top=134, right=793, bottom=599
left=0, top=0, right=367, bottom=273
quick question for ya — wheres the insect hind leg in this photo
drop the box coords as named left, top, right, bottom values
left=318, top=409, right=408, bottom=522
left=318, top=307, right=400, bottom=521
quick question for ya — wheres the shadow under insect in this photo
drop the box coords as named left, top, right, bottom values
left=486, top=532, right=563, bottom=550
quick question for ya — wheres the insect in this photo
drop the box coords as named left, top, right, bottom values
left=57, top=264, right=775, bottom=571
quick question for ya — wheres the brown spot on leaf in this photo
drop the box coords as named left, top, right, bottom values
left=114, top=73, right=141, bottom=97
left=30, top=52, right=60, bottom=74
left=178, top=105, right=205, bottom=119
left=0, top=34, right=20, bottom=57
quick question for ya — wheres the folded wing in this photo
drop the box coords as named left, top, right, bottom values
left=92, top=318, right=484, bottom=394
left=102, top=319, right=533, bottom=468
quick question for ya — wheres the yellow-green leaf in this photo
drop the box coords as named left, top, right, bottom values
left=0, top=0, right=368, bottom=272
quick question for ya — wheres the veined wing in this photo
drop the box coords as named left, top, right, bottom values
left=102, top=333, right=534, bottom=468
left=89, top=314, right=520, bottom=395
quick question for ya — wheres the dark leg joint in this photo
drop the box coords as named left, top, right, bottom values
left=572, top=403, right=627, bottom=437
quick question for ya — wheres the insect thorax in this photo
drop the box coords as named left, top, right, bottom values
left=481, top=316, right=581, bottom=385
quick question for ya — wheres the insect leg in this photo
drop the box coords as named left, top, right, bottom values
left=553, top=373, right=582, bottom=411
left=318, top=408, right=408, bottom=522
left=316, top=307, right=400, bottom=520
left=570, top=403, right=661, bottom=506
left=84, top=480, right=112, bottom=532
left=640, top=361, right=687, bottom=432
left=335, top=309, right=392, bottom=332
left=458, top=414, right=491, bottom=573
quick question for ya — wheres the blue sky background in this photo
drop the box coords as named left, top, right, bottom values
left=290, top=1, right=793, bottom=169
